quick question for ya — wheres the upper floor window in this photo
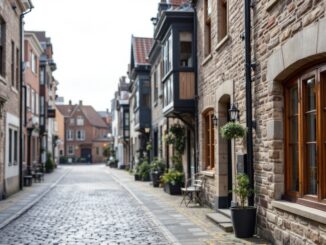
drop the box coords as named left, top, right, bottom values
left=179, top=32, right=192, bottom=68
left=0, top=19, right=5, bottom=77
left=217, top=0, right=228, bottom=42
left=76, top=116, right=84, bottom=126
left=67, top=145, right=74, bottom=155
left=76, top=130, right=85, bottom=141
left=152, top=70, right=158, bottom=103
left=204, top=0, right=212, bottom=56
left=163, top=34, right=173, bottom=76
left=163, top=75, right=173, bottom=108
left=31, top=51, right=37, bottom=74
left=284, top=64, right=326, bottom=210
left=67, top=130, right=73, bottom=140
left=40, top=67, right=45, bottom=84
left=69, top=118, right=75, bottom=125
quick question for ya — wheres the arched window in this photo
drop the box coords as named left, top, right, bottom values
left=204, top=109, right=215, bottom=170
left=284, top=64, right=326, bottom=210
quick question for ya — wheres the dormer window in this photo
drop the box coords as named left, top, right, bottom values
left=76, top=116, right=84, bottom=126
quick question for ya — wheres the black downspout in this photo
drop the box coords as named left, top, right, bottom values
left=19, top=2, right=33, bottom=190
left=191, top=1, right=199, bottom=174
left=244, top=0, right=254, bottom=206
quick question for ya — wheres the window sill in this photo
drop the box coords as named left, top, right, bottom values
left=200, top=170, right=215, bottom=178
left=272, top=200, right=326, bottom=225
left=201, top=53, right=213, bottom=66
left=215, top=35, right=230, bottom=52
left=11, top=87, right=19, bottom=94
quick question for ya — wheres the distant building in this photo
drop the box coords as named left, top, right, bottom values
left=57, top=101, right=109, bottom=163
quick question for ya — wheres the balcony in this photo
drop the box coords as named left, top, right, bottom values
left=134, top=107, right=151, bottom=131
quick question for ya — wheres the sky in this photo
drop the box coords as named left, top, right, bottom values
left=25, top=0, right=158, bottom=111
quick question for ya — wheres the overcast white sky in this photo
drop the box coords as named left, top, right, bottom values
left=25, top=0, right=158, bottom=111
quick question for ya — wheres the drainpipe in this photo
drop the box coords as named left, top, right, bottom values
left=19, top=1, right=34, bottom=190
left=244, top=0, right=254, bottom=206
left=191, top=0, right=199, bottom=174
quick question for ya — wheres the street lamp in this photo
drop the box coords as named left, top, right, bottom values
left=211, top=115, right=218, bottom=127
left=229, top=103, right=239, bottom=122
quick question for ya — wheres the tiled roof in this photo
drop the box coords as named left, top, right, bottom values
left=132, top=36, right=153, bottom=66
left=168, top=0, right=188, bottom=6
left=28, top=31, right=47, bottom=42
left=56, top=104, right=107, bottom=128
left=81, top=106, right=107, bottom=128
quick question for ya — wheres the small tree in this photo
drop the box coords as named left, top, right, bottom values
left=233, top=173, right=254, bottom=208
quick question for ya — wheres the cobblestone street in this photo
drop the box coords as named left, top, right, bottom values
left=0, top=165, right=170, bottom=245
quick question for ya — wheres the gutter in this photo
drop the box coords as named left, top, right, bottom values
left=244, top=0, right=254, bottom=206
left=19, top=0, right=33, bottom=190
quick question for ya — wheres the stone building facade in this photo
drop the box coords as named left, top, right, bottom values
left=0, top=0, right=33, bottom=198
left=195, top=0, right=326, bottom=243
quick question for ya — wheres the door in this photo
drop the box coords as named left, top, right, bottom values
left=81, top=148, right=92, bottom=163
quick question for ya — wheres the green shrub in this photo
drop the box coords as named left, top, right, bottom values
left=137, top=160, right=151, bottom=180
left=220, top=122, right=246, bottom=140
left=161, top=170, right=184, bottom=186
left=150, top=158, right=165, bottom=173
left=45, top=152, right=54, bottom=173
left=233, top=173, right=254, bottom=208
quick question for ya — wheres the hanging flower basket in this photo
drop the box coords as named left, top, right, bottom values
left=220, top=122, right=246, bottom=140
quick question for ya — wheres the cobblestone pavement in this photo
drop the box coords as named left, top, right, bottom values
left=0, top=165, right=171, bottom=245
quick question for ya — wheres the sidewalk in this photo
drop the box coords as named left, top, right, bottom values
left=107, top=167, right=270, bottom=245
left=0, top=166, right=71, bottom=229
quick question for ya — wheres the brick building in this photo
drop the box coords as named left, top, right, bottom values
left=0, top=0, right=33, bottom=198
left=23, top=31, right=43, bottom=174
left=57, top=101, right=109, bottom=163
left=194, top=0, right=326, bottom=243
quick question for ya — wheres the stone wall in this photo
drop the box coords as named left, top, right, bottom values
left=196, top=0, right=326, bottom=243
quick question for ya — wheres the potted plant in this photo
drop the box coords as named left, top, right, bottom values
left=231, top=173, right=256, bottom=238
left=161, top=170, right=184, bottom=195
left=220, top=122, right=246, bottom=140
left=150, top=158, right=165, bottom=187
left=137, top=160, right=151, bottom=181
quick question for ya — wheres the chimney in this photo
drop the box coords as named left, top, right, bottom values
left=79, top=100, right=83, bottom=106
left=69, top=100, right=72, bottom=105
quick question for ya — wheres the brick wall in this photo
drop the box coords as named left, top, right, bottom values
left=196, top=0, right=326, bottom=242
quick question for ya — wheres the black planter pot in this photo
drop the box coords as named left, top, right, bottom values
left=134, top=174, right=141, bottom=181
left=141, top=174, right=151, bottom=182
left=151, top=171, right=162, bottom=187
left=164, top=182, right=182, bottom=195
left=231, top=206, right=257, bottom=238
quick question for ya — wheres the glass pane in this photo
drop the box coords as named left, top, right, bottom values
left=307, top=143, right=317, bottom=195
left=180, top=32, right=192, bottom=67
left=306, top=113, right=316, bottom=142
left=291, top=144, right=299, bottom=192
left=290, top=86, right=298, bottom=114
left=291, top=116, right=298, bottom=143
left=306, top=78, right=316, bottom=111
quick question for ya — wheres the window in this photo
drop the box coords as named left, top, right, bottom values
left=40, top=67, right=45, bottom=84
left=152, top=70, right=158, bottom=103
left=68, top=145, right=74, bottom=155
left=11, top=41, right=14, bottom=87
left=135, top=87, right=139, bottom=109
left=205, top=0, right=212, bottom=56
left=31, top=51, right=37, bottom=74
left=284, top=64, right=326, bottom=210
left=217, top=0, right=228, bottom=42
left=0, top=20, right=4, bottom=76
left=163, top=34, right=173, bottom=76
left=76, top=116, right=84, bottom=126
left=35, top=93, right=39, bottom=115
left=70, top=118, right=75, bottom=125
left=8, top=128, right=18, bottom=166
left=67, top=130, right=73, bottom=140
left=40, top=96, right=45, bottom=114
left=180, top=32, right=192, bottom=67
left=8, top=129, right=12, bottom=165
left=26, top=86, right=31, bottom=109
left=16, top=48, right=19, bottom=89
left=31, top=89, right=35, bottom=113
left=76, top=130, right=85, bottom=141
left=163, top=75, right=174, bottom=107
left=204, top=110, right=215, bottom=170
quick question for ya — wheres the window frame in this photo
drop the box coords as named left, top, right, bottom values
left=204, top=109, right=215, bottom=171
left=284, top=64, right=326, bottom=210
left=204, top=0, right=212, bottom=56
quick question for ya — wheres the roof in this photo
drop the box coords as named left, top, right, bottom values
left=56, top=104, right=108, bottom=128
left=81, top=106, right=108, bottom=128
left=97, top=111, right=110, bottom=118
left=168, top=0, right=188, bottom=6
left=132, top=37, right=154, bottom=66
left=29, top=31, right=47, bottom=43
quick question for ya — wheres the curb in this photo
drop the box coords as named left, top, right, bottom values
left=107, top=169, right=181, bottom=245
left=0, top=168, right=72, bottom=230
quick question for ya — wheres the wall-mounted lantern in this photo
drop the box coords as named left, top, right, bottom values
left=212, top=115, right=219, bottom=127
left=229, top=103, right=239, bottom=122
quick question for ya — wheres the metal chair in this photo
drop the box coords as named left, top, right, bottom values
left=180, top=173, right=204, bottom=207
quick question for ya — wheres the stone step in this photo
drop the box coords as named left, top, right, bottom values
left=206, top=213, right=233, bottom=232
left=218, top=208, right=231, bottom=218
